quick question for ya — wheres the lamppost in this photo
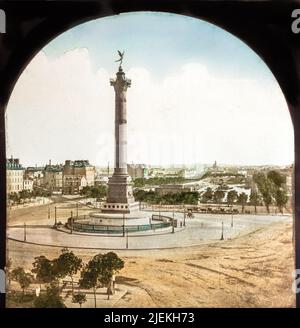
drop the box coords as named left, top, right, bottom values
left=183, top=206, right=186, bottom=227
left=231, top=213, right=233, bottom=228
left=54, top=206, right=57, bottom=226
left=123, top=213, right=125, bottom=237
left=48, top=206, right=50, bottom=220
left=159, top=202, right=161, bottom=220
left=126, top=229, right=129, bottom=249
left=70, top=211, right=73, bottom=234
left=76, top=203, right=79, bottom=218
left=172, top=211, right=175, bottom=234
left=220, top=221, right=224, bottom=240
left=24, top=223, right=27, bottom=242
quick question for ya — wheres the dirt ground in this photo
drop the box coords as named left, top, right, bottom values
left=7, top=217, right=295, bottom=308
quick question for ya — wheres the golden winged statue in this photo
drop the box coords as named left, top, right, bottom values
left=115, top=50, right=125, bottom=67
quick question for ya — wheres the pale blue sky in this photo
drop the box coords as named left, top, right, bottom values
left=6, top=12, right=293, bottom=167
left=44, top=12, right=272, bottom=82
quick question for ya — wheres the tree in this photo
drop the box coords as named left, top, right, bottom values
left=79, top=252, right=124, bottom=305
left=227, top=190, right=238, bottom=207
left=34, top=283, right=66, bottom=308
left=53, top=248, right=82, bottom=294
left=19, top=190, right=31, bottom=202
left=32, top=256, right=56, bottom=288
left=237, top=192, right=248, bottom=213
left=11, top=267, right=33, bottom=298
left=79, top=263, right=99, bottom=308
left=8, top=192, right=20, bottom=205
left=72, top=292, right=87, bottom=308
left=253, top=172, right=273, bottom=213
left=249, top=190, right=261, bottom=214
left=275, top=188, right=288, bottom=214
left=213, top=190, right=225, bottom=206
left=134, top=190, right=147, bottom=202
left=99, top=252, right=124, bottom=300
left=267, top=170, right=286, bottom=187
left=200, top=187, right=213, bottom=203
left=262, top=190, right=272, bottom=213
left=5, top=257, right=12, bottom=288
left=80, top=185, right=107, bottom=201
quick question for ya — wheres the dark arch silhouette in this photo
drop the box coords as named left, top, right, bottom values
left=0, top=0, right=299, bottom=308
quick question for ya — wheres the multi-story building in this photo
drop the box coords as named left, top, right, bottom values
left=23, top=178, right=34, bottom=192
left=43, top=164, right=63, bottom=192
left=127, top=164, right=148, bottom=179
left=62, top=160, right=95, bottom=194
left=25, top=166, right=44, bottom=186
left=63, top=175, right=87, bottom=194
left=6, top=158, right=24, bottom=194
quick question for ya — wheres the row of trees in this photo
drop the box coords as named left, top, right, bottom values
left=80, top=185, right=107, bottom=201
left=134, top=172, right=289, bottom=213
left=133, top=177, right=187, bottom=188
left=200, top=188, right=249, bottom=212
left=134, top=190, right=199, bottom=205
left=200, top=170, right=289, bottom=213
left=134, top=188, right=250, bottom=210
left=253, top=170, right=288, bottom=213
left=8, top=189, right=51, bottom=205
left=7, top=249, right=124, bottom=308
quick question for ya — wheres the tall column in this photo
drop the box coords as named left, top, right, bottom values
left=110, top=67, right=131, bottom=174
left=105, top=66, right=135, bottom=208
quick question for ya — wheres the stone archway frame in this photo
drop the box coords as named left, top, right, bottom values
left=0, top=0, right=299, bottom=308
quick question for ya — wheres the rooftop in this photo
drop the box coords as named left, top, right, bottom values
left=6, top=158, right=23, bottom=170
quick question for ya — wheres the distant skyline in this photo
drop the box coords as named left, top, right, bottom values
left=6, top=12, right=294, bottom=167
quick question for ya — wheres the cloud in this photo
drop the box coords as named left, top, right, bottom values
left=6, top=48, right=293, bottom=167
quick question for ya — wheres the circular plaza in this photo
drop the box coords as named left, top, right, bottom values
left=7, top=211, right=291, bottom=250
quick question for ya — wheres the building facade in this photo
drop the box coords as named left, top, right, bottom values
left=127, top=164, right=148, bottom=179
left=43, top=165, right=63, bottom=192
left=25, top=167, right=44, bottom=186
left=62, top=160, right=95, bottom=194
left=23, top=178, right=34, bottom=192
left=6, top=158, right=24, bottom=194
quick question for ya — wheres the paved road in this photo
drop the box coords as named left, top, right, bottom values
left=7, top=212, right=291, bottom=250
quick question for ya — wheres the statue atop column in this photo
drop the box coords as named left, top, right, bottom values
left=115, top=50, right=125, bottom=68
left=102, top=51, right=138, bottom=213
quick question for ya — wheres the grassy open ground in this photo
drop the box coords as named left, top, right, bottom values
left=7, top=216, right=295, bottom=307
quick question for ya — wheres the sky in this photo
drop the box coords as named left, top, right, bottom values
left=5, top=12, right=294, bottom=167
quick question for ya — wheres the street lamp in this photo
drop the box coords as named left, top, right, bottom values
left=220, top=221, right=224, bottom=240
left=76, top=203, right=79, bottom=218
left=123, top=213, right=125, bottom=237
left=48, top=206, right=50, bottom=220
left=70, top=211, right=73, bottom=234
left=231, top=213, right=233, bottom=228
left=24, top=223, right=27, bottom=242
left=126, top=229, right=129, bottom=249
left=54, top=206, right=57, bottom=226
left=159, top=202, right=161, bottom=220
left=172, top=211, right=175, bottom=234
